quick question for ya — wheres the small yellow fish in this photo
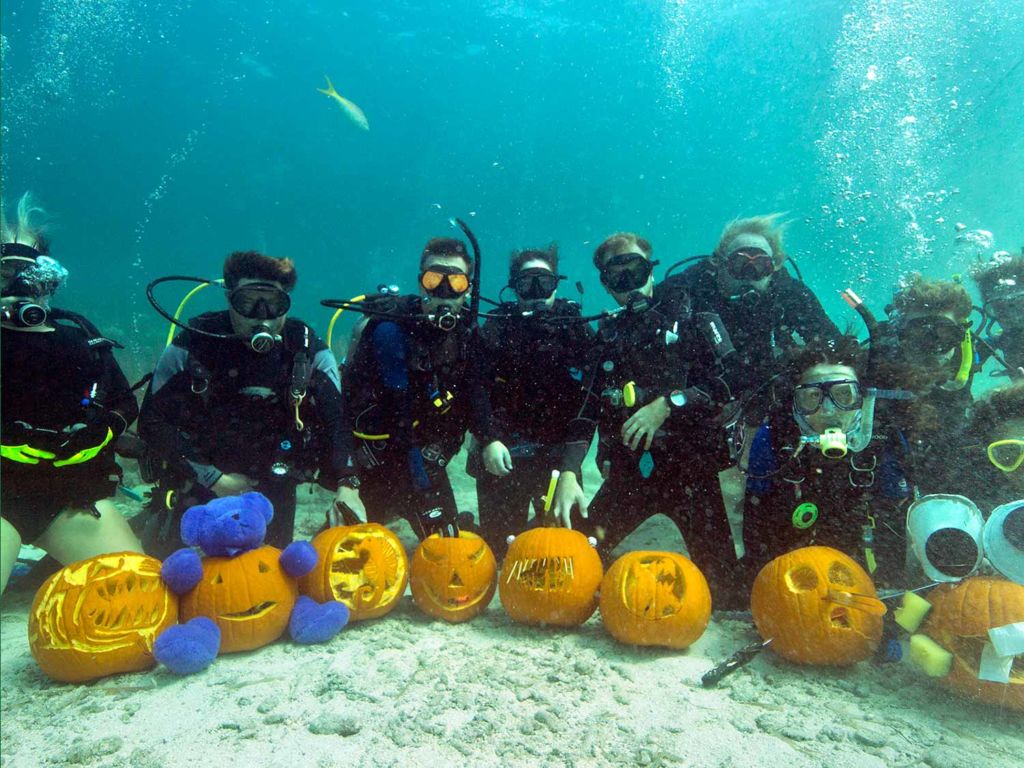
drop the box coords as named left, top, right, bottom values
left=317, top=76, right=369, bottom=131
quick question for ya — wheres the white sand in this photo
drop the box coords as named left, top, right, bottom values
left=2, top=456, right=1022, bottom=768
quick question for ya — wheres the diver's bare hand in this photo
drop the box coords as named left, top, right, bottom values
left=482, top=440, right=513, bottom=477
left=551, top=471, right=588, bottom=529
left=211, top=473, right=257, bottom=498
left=621, top=397, right=670, bottom=451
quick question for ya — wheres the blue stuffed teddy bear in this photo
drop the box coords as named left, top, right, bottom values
left=153, top=492, right=348, bottom=675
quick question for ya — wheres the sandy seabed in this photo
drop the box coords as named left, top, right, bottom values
left=2, top=456, right=1022, bottom=768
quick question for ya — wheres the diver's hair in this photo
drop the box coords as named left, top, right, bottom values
left=223, top=251, right=297, bottom=292
left=972, top=253, right=1024, bottom=301
left=891, top=273, right=972, bottom=322
left=784, top=334, right=866, bottom=381
left=0, top=192, right=50, bottom=254
left=420, top=237, right=472, bottom=275
left=968, top=382, right=1024, bottom=441
left=510, top=243, right=558, bottom=278
left=593, top=233, right=652, bottom=269
left=712, top=213, right=788, bottom=267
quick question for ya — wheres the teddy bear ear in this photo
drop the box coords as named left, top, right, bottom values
left=180, top=504, right=208, bottom=546
left=240, top=491, right=274, bottom=524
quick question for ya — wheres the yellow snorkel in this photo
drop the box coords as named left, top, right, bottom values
left=951, top=325, right=974, bottom=389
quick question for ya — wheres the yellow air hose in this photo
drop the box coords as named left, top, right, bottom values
left=326, top=294, right=366, bottom=353
left=165, top=279, right=223, bottom=347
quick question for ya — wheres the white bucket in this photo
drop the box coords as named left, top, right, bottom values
left=906, top=494, right=985, bottom=582
left=982, top=500, right=1024, bottom=585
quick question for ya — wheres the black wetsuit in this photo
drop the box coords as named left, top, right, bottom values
left=138, top=311, right=356, bottom=554
left=575, top=281, right=744, bottom=606
left=343, top=297, right=488, bottom=539
left=471, top=299, right=596, bottom=555
left=667, top=262, right=840, bottom=419
left=1, top=311, right=138, bottom=543
left=743, top=409, right=912, bottom=590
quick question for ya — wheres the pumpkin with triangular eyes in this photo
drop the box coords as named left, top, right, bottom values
left=410, top=532, right=496, bottom=622
left=179, top=545, right=297, bottom=653
left=299, top=524, right=409, bottom=621
left=29, top=552, right=179, bottom=683
left=751, top=546, right=886, bottom=666
left=599, top=551, right=711, bottom=649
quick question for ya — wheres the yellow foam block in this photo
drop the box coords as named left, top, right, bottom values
left=894, top=591, right=932, bottom=633
left=909, top=634, right=954, bottom=678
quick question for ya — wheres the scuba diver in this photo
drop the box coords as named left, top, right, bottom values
left=952, top=381, right=1024, bottom=510
left=138, top=251, right=364, bottom=556
left=972, top=249, right=1024, bottom=379
left=575, top=232, right=745, bottom=608
left=662, top=214, right=839, bottom=424
left=337, top=235, right=489, bottom=540
left=743, top=335, right=911, bottom=589
left=469, top=244, right=595, bottom=556
left=868, top=274, right=977, bottom=493
left=1, top=193, right=142, bottom=595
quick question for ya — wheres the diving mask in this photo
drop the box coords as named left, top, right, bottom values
left=511, top=267, right=563, bottom=300
left=793, top=379, right=863, bottom=416
left=988, top=438, right=1024, bottom=473
left=228, top=282, right=291, bottom=320
left=599, top=253, right=657, bottom=293
left=420, top=267, right=470, bottom=299
left=725, top=246, right=775, bottom=282
left=898, top=315, right=967, bottom=357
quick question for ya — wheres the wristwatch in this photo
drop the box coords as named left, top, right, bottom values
left=667, top=389, right=687, bottom=409
left=338, top=475, right=361, bottom=490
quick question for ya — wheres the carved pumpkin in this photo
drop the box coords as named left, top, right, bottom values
left=179, top=545, right=296, bottom=653
left=920, top=577, right=1024, bottom=711
left=410, top=532, right=497, bottom=622
left=29, top=552, right=178, bottom=683
left=751, top=546, right=885, bottom=666
left=498, top=528, right=603, bottom=627
left=599, top=551, right=712, bottom=649
left=298, top=523, right=408, bottom=621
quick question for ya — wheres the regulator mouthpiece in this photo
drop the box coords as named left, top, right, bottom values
left=430, top=304, right=460, bottom=332
left=250, top=326, right=280, bottom=354
left=801, top=427, right=848, bottom=459
left=1, top=300, right=48, bottom=327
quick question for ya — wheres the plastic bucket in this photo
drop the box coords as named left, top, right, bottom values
left=982, top=500, right=1024, bottom=585
left=906, top=494, right=984, bottom=582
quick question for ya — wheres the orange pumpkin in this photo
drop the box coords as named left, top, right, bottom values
left=29, top=552, right=178, bottom=683
left=751, top=546, right=885, bottom=666
left=600, top=551, right=711, bottom=649
left=920, top=577, right=1024, bottom=711
left=498, top=528, right=603, bottom=627
left=298, top=523, right=408, bottom=620
left=410, top=532, right=497, bottom=622
left=179, top=545, right=296, bottom=653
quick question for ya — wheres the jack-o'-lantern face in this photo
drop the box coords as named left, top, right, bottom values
left=498, top=528, right=603, bottom=627
left=751, top=546, right=886, bottom=666
left=179, top=545, right=297, bottom=653
left=921, top=577, right=1024, bottom=711
left=600, top=551, right=712, bottom=649
left=410, top=532, right=496, bottom=622
left=29, top=552, right=178, bottom=683
left=299, top=524, right=408, bottom=621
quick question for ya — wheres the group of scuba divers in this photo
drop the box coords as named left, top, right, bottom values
left=2, top=192, right=1023, bottom=612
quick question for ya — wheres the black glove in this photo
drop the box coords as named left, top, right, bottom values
left=414, top=495, right=460, bottom=539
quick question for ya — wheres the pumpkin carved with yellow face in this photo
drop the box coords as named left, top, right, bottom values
left=179, top=545, right=297, bottom=653
left=600, top=551, right=712, bottom=649
left=29, top=552, right=179, bottom=683
left=410, top=532, right=497, bottom=622
left=920, top=577, right=1024, bottom=711
left=751, top=546, right=886, bottom=666
left=299, top=524, right=409, bottom=620
left=499, top=528, right=603, bottom=627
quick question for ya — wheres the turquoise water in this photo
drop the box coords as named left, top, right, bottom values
left=2, top=1, right=1023, bottom=766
